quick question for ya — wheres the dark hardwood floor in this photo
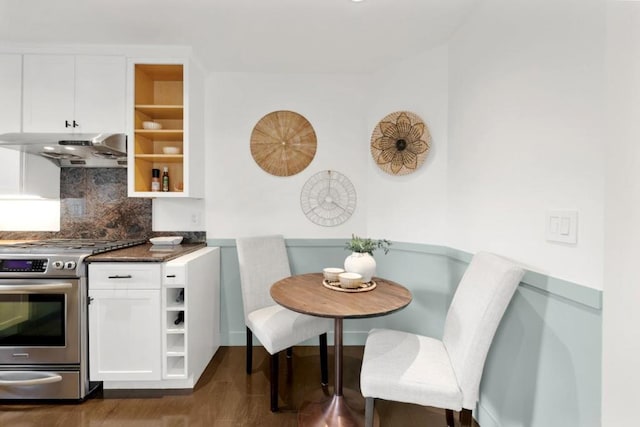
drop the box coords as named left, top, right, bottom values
left=0, top=346, right=478, bottom=426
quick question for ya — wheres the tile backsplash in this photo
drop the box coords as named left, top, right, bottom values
left=0, top=168, right=204, bottom=242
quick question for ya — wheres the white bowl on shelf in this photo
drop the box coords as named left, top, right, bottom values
left=142, top=121, right=162, bottom=130
left=162, top=146, right=181, bottom=155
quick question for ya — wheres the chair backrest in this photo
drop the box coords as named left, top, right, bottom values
left=442, top=251, right=524, bottom=409
left=236, top=235, right=292, bottom=324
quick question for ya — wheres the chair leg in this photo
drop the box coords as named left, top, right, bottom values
left=446, top=409, right=454, bottom=427
left=286, top=347, right=293, bottom=358
left=270, top=352, right=279, bottom=412
left=364, top=397, right=374, bottom=427
left=319, top=333, right=328, bottom=386
left=246, top=327, right=253, bottom=374
left=460, top=408, right=473, bottom=427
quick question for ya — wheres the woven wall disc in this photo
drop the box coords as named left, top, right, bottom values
left=370, top=111, right=431, bottom=175
left=250, top=110, right=317, bottom=177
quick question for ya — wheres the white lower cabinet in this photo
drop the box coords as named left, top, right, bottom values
left=88, top=247, right=220, bottom=389
left=88, top=288, right=162, bottom=381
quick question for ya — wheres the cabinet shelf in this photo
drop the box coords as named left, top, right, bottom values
left=135, top=104, right=183, bottom=119
left=165, top=355, right=186, bottom=378
left=134, top=130, right=183, bottom=140
left=134, top=154, right=184, bottom=163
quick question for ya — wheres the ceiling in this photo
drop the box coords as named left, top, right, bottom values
left=0, top=0, right=477, bottom=73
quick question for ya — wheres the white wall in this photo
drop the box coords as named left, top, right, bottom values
left=446, top=0, right=606, bottom=289
left=205, top=72, right=369, bottom=238
left=203, top=0, right=608, bottom=289
left=365, top=46, right=450, bottom=245
left=602, top=1, right=640, bottom=424
left=205, top=73, right=356, bottom=238
left=204, top=48, right=450, bottom=242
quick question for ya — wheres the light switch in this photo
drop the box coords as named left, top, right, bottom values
left=546, top=209, right=578, bottom=244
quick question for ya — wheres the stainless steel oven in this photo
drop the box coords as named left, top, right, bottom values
left=0, top=239, right=145, bottom=400
left=0, top=278, right=81, bottom=364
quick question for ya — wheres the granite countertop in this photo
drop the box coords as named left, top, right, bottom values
left=86, top=242, right=207, bottom=263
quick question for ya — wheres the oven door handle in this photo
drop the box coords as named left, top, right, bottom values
left=0, top=371, right=63, bottom=386
left=0, top=283, right=73, bottom=292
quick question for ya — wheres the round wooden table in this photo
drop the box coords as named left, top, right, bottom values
left=270, top=272, right=412, bottom=427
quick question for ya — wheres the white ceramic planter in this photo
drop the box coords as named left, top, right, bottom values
left=344, top=252, right=376, bottom=283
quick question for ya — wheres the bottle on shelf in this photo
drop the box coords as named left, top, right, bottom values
left=162, top=167, right=170, bottom=192
left=174, top=311, right=184, bottom=325
left=176, top=289, right=184, bottom=303
left=151, top=168, right=160, bottom=192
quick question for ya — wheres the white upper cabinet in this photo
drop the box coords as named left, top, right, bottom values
left=0, top=53, right=59, bottom=199
left=74, top=55, right=127, bottom=132
left=22, top=54, right=126, bottom=133
left=0, top=54, right=21, bottom=134
left=0, top=54, right=23, bottom=194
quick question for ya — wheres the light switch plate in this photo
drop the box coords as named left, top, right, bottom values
left=546, top=209, right=578, bottom=244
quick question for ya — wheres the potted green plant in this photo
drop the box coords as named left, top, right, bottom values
left=344, top=234, right=391, bottom=282
left=345, top=234, right=391, bottom=255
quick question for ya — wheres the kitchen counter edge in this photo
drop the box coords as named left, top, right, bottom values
left=85, top=243, right=207, bottom=263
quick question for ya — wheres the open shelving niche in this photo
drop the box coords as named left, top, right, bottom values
left=163, top=284, right=187, bottom=378
left=133, top=63, right=185, bottom=195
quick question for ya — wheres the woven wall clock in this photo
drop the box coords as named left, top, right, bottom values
left=370, top=111, right=431, bottom=175
left=300, top=170, right=357, bottom=227
left=250, top=110, right=317, bottom=177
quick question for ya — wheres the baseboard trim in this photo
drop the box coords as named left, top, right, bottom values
left=476, top=401, right=500, bottom=427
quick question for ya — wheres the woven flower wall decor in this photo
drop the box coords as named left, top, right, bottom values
left=370, top=111, right=431, bottom=175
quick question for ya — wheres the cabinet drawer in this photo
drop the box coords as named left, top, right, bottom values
left=89, top=263, right=161, bottom=289
left=163, top=265, right=185, bottom=286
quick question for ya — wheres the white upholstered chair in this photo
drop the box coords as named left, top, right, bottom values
left=236, top=235, right=333, bottom=412
left=360, top=251, right=524, bottom=427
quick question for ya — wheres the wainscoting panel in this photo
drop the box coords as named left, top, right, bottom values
left=207, top=238, right=601, bottom=427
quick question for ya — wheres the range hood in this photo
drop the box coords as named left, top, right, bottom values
left=0, top=133, right=127, bottom=168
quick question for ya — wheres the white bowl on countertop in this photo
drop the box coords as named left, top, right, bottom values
left=149, top=236, right=183, bottom=246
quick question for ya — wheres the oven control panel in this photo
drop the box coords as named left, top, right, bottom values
left=0, top=259, right=48, bottom=273
left=0, top=256, right=85, bottom=277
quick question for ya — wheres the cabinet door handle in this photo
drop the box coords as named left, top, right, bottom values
left=65, top=120, right=71, bottom=128
left=107, top=275, right=132, bottom=279
left=72, top=120, right=79, bottom=128
left=166, top=274, right=176, bottom=278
